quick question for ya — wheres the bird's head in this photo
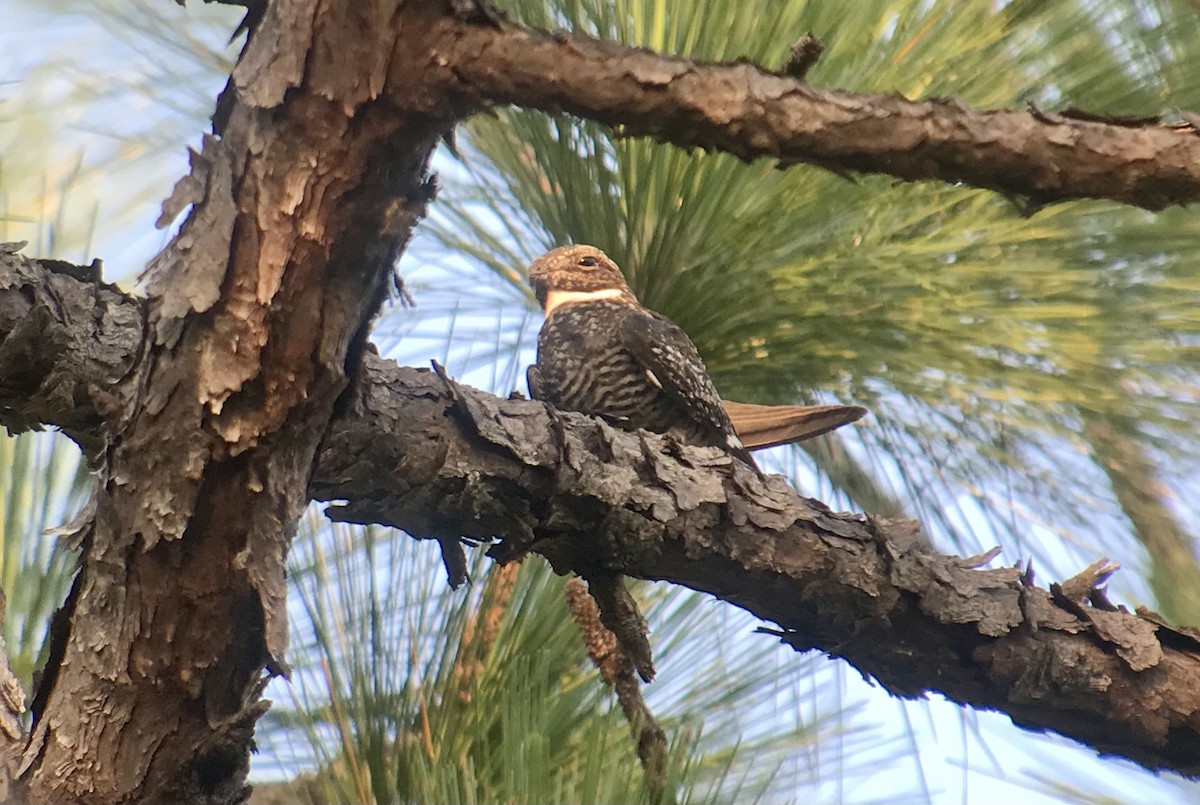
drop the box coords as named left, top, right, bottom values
left=527, top=245, right=637, bottom=315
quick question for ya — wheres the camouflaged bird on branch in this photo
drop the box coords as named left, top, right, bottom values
left=526, top=245, right=866, bottom=471
left=525, top=244, right=866, bottom=682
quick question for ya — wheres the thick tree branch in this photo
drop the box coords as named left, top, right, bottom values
left=6, top=251, right=1200, bottom=778
left=314, top=357, right=1200, bottom=778
left=432, top=12, right=1200, bottom=211
left=0, top=243, right=142, bottom=460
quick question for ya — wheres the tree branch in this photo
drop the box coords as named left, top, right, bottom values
left=5, top=247, right=1200, bottom=778
left=434, top=11, right=1200, bottom=211
left=0, top=243, right=143, bottom=461
left=314, top=355, right=1200, bottom=778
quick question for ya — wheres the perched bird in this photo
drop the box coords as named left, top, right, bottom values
left=526, top=244, right=865, bottom=683
left=526, top=244, right=865, bottom=471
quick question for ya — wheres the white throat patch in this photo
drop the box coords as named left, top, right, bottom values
left=543, top=288, right=625, bottom=316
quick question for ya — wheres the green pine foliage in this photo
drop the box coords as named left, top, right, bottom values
left=415, top=0, right=1200, bottom=592
left=256, top=515, right=867, bottom=803
left=0, top=435, right=82, bottom=688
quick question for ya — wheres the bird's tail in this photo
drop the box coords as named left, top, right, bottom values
left=723, top=400, right=866, bottom=450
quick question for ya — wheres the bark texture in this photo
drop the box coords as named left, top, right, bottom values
left=315, top=357, right=1200, bottom=777
left=0, top=244, right=141, bottom=460
left=2, top=0, right=465, bottom=798
left=0, top=590, right=25, bottom=805
left=435, top=13, right=1200, bottom=211
left=5, top=0, right=1200, bottom=800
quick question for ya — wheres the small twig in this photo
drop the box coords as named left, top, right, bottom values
left=438, top=535, right=470, bottom=590
left=583, top=572, right=655, bottom=683
left=565, top=579, right=671, bottom=802
left=1018, top=558, right=1036, bottom=587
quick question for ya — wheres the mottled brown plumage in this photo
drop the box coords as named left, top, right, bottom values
left=526, top=245, right=864, bottom=684
left=528, top=245, right=759, bottom=470
left=527, top=245, right=865, bottom=469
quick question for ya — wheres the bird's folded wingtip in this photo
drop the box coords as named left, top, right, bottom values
left=723, top=400, right=867, bottom=450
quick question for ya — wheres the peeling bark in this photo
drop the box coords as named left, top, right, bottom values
left=0, top=590, right=26, bottom=805
left=4, top=0, right=1200, bottom=799
left=311, top=357, right=1200, bottom=777
left=2, top=0, right=465, bottom=798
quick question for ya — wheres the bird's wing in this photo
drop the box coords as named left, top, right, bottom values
left=618, top=310, right=754, bottom=466
left=722, top=401, right=867, bottom=448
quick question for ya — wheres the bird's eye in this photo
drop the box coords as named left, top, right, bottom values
left=578, top=256, right=599, bottom=267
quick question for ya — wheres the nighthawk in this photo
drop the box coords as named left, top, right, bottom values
left=526, top=244, right=865, bottom=470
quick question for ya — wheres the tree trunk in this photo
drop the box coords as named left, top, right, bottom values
left=6, top=0, right=459, bottom=799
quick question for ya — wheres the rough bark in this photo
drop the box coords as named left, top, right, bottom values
left=0, top=590, right=26, bottom=805
left=1, top=0, right=466, bottom=798
left=313, top=357, right=1200, bottom=778
left=0, top=244, right=142, bottom=461
left=432, top=12, right=1200, bottom=211
left=6, top=250, right=1200, bottom=777
left=5, top=0, right=1200, bottom=800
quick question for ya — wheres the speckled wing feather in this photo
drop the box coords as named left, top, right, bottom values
left=618, top=310, right=757, bottom=469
